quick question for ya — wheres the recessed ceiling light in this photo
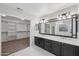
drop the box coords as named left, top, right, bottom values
left=2, top=14, right=6, bottom=16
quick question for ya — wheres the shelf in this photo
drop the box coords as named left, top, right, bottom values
left=16, top=31, right=30, bottom=32
left=1, top=17, right=30, bottom=42
left=1, top=32, right=8, bottom=33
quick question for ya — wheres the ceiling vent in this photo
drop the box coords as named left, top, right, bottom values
left=17, top=7, right=23, bottom=11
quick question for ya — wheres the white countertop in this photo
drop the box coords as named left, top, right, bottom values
left=35, top=34, right=79, bottom=46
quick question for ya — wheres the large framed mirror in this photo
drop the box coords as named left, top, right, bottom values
left=38, top=14, right=78, bottom=38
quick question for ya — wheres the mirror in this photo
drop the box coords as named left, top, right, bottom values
left=38, top=14, right=77, bottom=38
left=78, top=22, right=79, bottom=32
left=45, top=23, right=50, bottom=34
left=55, top=19, right=72, bottom=36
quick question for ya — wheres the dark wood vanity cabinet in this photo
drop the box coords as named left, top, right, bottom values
left=44, top=39, right=52, bottom=52
left=61, top=43, right=75, bottom=56
left=75, top=46, right=79, bottom=56
left=34, top=37, right=79, bottom=56
left=35, top=37, right=45, bottom=48
left=39, top=38, right=45, bottom=48
left=61, top=43, right=79, bottom=56
left=51, top=41, right=61, bottom=56
left=35, top=37, right=38, bottom=45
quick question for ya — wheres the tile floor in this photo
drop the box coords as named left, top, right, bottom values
left=9, top=45, right=55, bottom=56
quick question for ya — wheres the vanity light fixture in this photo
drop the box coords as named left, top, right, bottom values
left=42, top=19, right=45, bottom=23
left=62, top=13, right=67, bottom=19
left=57, top=15, right=62, bottom=20
left=44, top=19, right=48, bottom=23
left=67, top=12, right=71, bottom=18
left=39, top=19, right=42, bottom=23
left=57, top=12, right=72, bottom=20
left=39, top=19, right=45, bottom=23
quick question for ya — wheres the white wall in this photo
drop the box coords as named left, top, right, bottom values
left=40, top=5, right=78, bottom=19
left=30, top=18, right=39, bottom=46
left=0, top=15, right=1, bottom=55
left=30, top=4, right=79, bottom=47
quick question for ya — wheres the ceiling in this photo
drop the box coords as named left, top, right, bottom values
left=0, top=3, right=78, bottom=18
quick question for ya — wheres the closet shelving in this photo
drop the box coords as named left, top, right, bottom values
left=7, top=22, right=16, bottom=41
left=1, top=20, right=8, bottom=42
left=1, top=17, right=30, bottom=42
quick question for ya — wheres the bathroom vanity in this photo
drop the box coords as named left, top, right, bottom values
left=34, top=5, right=79, bottom=56
left=35, top=36, right=79, bottom=56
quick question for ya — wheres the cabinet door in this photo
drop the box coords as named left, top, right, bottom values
left=75, top=46, right=79, bottom=56
left=62, top=43, right=75, bottom=56
left=44, top=39, right=52, bottom=52
left=35, top=37, right=39, bottom=46
left=35, top=37, right=45, bottom=48
left=51, top=41, right=61, bottom=56
left=39, top=38, right=45, bottom=48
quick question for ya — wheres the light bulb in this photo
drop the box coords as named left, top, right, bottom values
left=67, top=12, right=71, bottom=18
left=21, top=18, right=24, bottom=20
left=57, top=15, right=61, bottom=20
